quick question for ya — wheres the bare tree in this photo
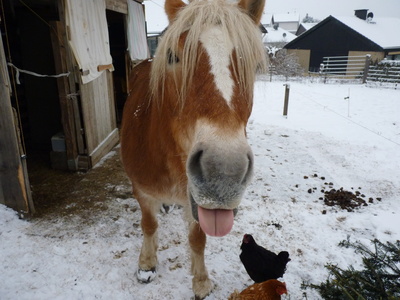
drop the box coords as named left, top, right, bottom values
left=302, top=13, right=320, bottom=23
left=267, top=48, right=304, bottom=80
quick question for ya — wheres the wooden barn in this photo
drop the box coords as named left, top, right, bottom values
left=0, top=0, right=149, bottom=215
left=284, top=9, right=400, bottom=72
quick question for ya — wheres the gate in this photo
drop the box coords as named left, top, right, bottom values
left=318, top=55, right=371, bottom=82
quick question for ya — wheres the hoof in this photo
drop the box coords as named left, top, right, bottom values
left=194, top=295, right=209, bottom=300
left=160, top=204, right=175, bottom=214
left=137, top=267, right=157, bottom=283
left=193, top=278, right=213, bottom=300
left=194, top=292, right=211, bottom=300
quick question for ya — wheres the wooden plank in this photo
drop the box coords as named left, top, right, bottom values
left=0, top=28, right=34, bottom=215
left=58, top=0, right=86, bottom=160
left=80, top=70, right=119, bottom=169
left=106, top=0, right=128, bottom=14
left=106, top=70, right=117, bottom=130
left=49, top=21, right=79, bottom=167
left=97, top=64, right=114, bottom=72
left=89, top=128, right=119, bottom=167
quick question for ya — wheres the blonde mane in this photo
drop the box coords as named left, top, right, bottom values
left=150, top=0, right=267, bottom=103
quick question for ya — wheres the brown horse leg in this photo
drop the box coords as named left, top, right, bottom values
left=136, top=197, right=159, bottom=283
left=189, top=221, right=213, bottom=299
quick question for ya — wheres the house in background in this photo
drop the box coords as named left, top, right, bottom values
left=284, top=9, right=400, bottom=72
left=271, top=13, right=300, bottom=35
left=261, top=12, right=297, bottom=48
left=263, top=26, right=296, bottom=48
left=295, top=22, right=318, bottom=36
left=260, top=12, right=273, bottom=27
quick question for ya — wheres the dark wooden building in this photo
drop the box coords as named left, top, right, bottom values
left=285, top=10, right=400, bottom=72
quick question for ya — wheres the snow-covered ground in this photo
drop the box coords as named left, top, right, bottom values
left=1, top=80, right=399, bottom=299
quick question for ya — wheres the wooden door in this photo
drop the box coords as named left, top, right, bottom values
left=79, top=71, right=119, bottom=169
left=55, top=1, right=119, bottom=170
left=0, top=30, right=34, bottom=216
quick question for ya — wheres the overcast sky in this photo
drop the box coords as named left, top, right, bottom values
left=144, top=0, right=400, bottom=32
left=265, top=0, right=400, bottom=20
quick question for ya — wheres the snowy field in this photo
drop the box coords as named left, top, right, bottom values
left=1, top=80, right=400, bottom=299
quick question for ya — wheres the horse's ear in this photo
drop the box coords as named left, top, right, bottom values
left=238, top=0, right=266, bottom=24
left=165, top=0, right=186, bottom=23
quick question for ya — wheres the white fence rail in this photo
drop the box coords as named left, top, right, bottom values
left=308, top=55, right=400, bottom=89
left=318, top=55, right=370, bottom=82
left=366, top=64, right=400, bottom=89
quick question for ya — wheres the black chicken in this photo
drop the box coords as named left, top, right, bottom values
left=239, top=234, right=290, bottom=283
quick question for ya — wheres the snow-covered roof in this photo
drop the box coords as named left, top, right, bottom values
left=263, top=26, right=297, bottom=44
left=260, top=12, right=273, bottom=26
left=334, top=15, right=400, bottom=49
left=273, top=13, right=300, bottom=23
left=300, top=23, right=318, bottom=31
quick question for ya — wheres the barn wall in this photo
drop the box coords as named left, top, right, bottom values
left=287, top=49, right=310, bottom=73
left=106, top=0, right=128, bottom=14
left=80, top=71, right=118, bottom=168
left=285, top=17, right=384, bottom=71
left=348, top=51, right=384, bottom=64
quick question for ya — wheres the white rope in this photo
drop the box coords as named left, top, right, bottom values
left=7, top=62, right=70, bottom=84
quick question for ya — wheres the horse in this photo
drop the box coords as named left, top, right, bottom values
left=120, top=0, right=266, bottom=298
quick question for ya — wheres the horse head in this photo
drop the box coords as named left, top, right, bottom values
left=150, top=0, right=267, bottom=236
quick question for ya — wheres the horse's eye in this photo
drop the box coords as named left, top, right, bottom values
left=167, top=49, right=180, bottom=64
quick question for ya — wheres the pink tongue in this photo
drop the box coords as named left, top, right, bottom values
left=197, top=207, right=234, bottom=237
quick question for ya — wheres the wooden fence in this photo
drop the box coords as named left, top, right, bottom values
left=318, top=55, right=370, bottom=82
left=366, top=63, right=400, bottom=89
left=312, top=55, right=400, bottom=89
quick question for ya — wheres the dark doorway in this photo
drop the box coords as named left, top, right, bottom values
left=2, top=1, right=62, bottom=159
left=106, top=9, right=128, bottom=123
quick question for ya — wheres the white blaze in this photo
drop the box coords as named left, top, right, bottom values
left=200, top=27, right=234, bottom=105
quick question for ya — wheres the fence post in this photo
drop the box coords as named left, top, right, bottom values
left=283, top=84, right=290, bottom=117
left=362, top=54, right=371, bottom=83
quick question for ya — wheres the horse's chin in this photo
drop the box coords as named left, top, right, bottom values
left=189, top=193, right=238, bottom=237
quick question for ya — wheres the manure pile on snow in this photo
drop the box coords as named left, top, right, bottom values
left=322, top=187, right=382, bottom=212
left=303, top=174, right=382, bottom=213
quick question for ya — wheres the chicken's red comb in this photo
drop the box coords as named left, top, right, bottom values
left=277, top=282, right=288, bottom=295
left=243, top=234, right=252, bottom=243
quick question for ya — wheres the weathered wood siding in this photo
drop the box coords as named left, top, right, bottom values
left=0, top=29, right=34, bottom=215
left=80, top=71, right=118, bottom=168
left=106, top=0, right=128, bottom=14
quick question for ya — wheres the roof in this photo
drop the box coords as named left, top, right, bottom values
left=299, top=23, right=318, bottom=31
left=273, top=13, right=300, bottom=23
left=295, top=22, right=318, bottom=36
left=260, top=12, right=273, bottom=26
left=263, top=26, right=296, bottom=44
left=334, top=16, right=400, bottom=49
left=285, top=15, right=400, bottom=50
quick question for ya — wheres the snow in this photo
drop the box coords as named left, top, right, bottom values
left=334, top=15, right=400, bottom=49
left=263, top=27, right=297, bottom=44
left=1, top=80, right=400, bottom=299
left=260, top=12, right=273, bottom=26
left=299, top=22, right=318, bottom=32
left=272, top=13, right=300, bottom=23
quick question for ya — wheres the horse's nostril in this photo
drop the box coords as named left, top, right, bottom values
left=242, top=151, right=254, bottom=185
left=188, top=149, right=204, bottom=181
